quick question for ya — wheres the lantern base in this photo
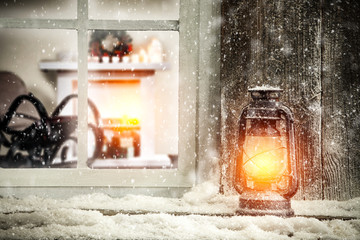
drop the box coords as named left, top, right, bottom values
left=237, top=192, right=294, bottom=217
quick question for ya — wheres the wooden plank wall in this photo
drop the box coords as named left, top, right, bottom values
left=220, top=0, right=360, bottom=200
left=321, top=0, right=360, bottom=200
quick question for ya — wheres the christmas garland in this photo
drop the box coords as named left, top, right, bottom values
left=89, top=30, right=132, bottom=62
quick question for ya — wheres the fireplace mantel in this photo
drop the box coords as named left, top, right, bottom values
left=39, top=60, right=171, bottom=102
left=39, top=60, right=173, bottom=169
left=39, top=61, right=170, bottom=72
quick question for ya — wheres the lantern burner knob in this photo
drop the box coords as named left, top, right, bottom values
left=248, top=86, right=283, bottom=101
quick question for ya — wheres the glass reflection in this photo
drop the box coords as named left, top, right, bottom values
left=85, top=30, right=179, bottom=169
left=0, top=0, right=76, bottom=19
left=0, top=29, right=78, bottom=168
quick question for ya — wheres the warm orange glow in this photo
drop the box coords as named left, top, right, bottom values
left=87, top=80, right=141, bottom=123
left=102, top=116, right=140, bottom=128
left=243, top=136, right=287, bottom=182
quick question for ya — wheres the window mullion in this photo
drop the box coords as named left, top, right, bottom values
left=77, top=0, right=89, bottom=168
left=0, top=18, right=77, bottom=29
left=88, top=19, right=179, bottom=31
left=178, top=0, right=199, bottom=177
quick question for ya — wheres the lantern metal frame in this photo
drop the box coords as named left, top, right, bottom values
left=234, top=87, right=298, bottom=217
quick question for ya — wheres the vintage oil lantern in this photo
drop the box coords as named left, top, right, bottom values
left=234, top=87, right=298, bottom=216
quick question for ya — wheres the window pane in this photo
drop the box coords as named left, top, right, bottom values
left=0, top=0, right=77, bottom=19
left=89, top=0, right=179, bottom=20
left=85, top=30, right=179, bottom=169
left=0, top=29, right=78, bottom=168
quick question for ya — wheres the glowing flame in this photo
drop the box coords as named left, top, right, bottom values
left=87, top=80, right=141, bottom=125
left=243, top=136, right=287, bottom=182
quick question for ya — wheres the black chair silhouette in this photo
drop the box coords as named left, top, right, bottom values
left=0, top=71, right=103, bottom=168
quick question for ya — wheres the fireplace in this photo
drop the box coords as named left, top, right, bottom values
left=40, top=61, right=176, bottom=168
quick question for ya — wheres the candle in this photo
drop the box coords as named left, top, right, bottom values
left=131, top=54, right=139, bottom=63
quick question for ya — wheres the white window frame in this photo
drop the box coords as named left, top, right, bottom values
left=0, top=0, right=221, bottom=196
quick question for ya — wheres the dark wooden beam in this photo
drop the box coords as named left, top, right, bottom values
left=220, top=0, right=360, bottom=200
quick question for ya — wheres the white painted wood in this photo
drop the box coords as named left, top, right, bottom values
left=56, top=72, right=76, bottom=111
left=177, top=0, right=199, bottom=181
left=0, top=0, right=206, bottom=193
left=140, top=76, right=156, bottom=157
left=91, top=155, right=171, bottom=169
left=77, top=0, right=89, bottom=169
left=0, top=168, right=192, bottom=187
left=0, top=18, right=77, bottom=29
left=0, top=19, right=178, bottom=31
left=39, top=61, right=171, bottom=71
left=88, top=20, right=179, bottom=31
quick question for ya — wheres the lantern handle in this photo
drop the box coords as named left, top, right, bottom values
left=234, top=105, right=249, bottom=194
left=278, top=103, right=298, bottom=199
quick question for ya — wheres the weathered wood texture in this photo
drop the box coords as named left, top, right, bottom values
left=220, top=0, right=360, bottom=200
left=321, top=0, right=360, bottom=200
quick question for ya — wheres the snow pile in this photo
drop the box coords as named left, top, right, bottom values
left=1, top=182, right=358, bottom=218
left=0, top=209, right=359, bottom=239
left=0, top=182, right=359, bottom=239
left=0, top=182, right=239, bottom=215
left=293, top=198, right=360, bottom=218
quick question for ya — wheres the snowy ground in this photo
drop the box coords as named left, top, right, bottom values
left=0, top=182, right=359, bottom=240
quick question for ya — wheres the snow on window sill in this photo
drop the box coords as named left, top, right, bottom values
left=0, top=181, right=359, bottom=239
